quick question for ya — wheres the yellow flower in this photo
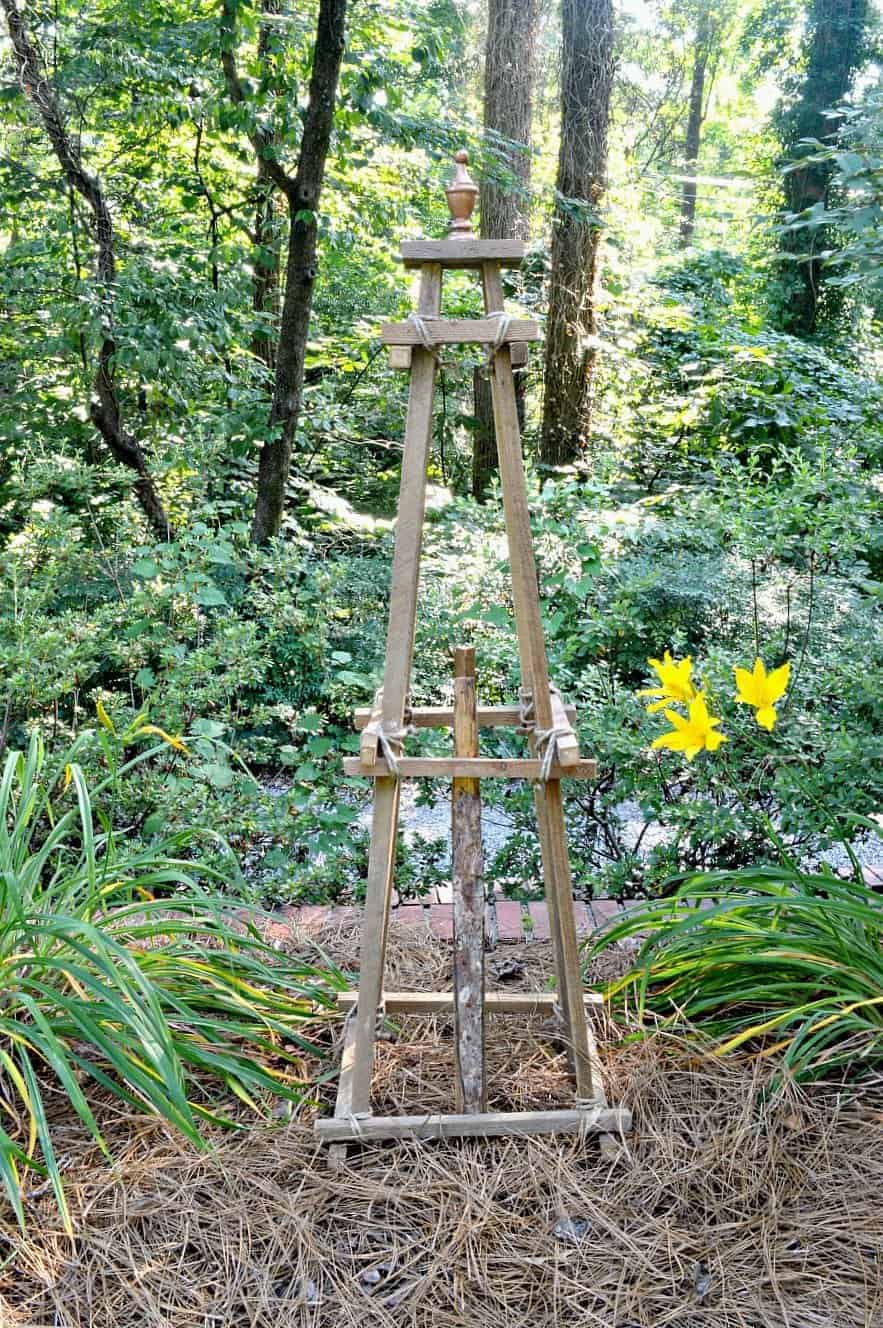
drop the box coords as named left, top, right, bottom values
left=734, top=658, right=791, bottom=731
left=139, top=724, right=190, bottom=755
left=96, top=699, right=116, bottom=735
left=651, top=693, right=727, bottom=761
left=638, top=651, right=697, bottom=713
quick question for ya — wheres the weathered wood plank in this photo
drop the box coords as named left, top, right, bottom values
left=342, top=757, right=598, bottom=779
left=316, top=1106, right=632, bottom=1142
left=380, top=317, right=539, bottom=347
left=336, top=991, right=604, bottom=1013
left=401, top=238, right=525, bottom=268
left=388, top=345, right=413, bottom=370
left=328, top=1008, right=358, bottom=1171
left=359, top=699, right=383, bottom=768
left=451, top=645, right=485, bottom=1113
left=354, top=703, right=577, bottom=730
left=549, top=687, right=580, bottom=768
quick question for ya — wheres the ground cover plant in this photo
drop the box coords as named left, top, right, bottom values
left=3, top=922, right=883, bottom=1328
left=590, top=867, right=883, bottom=1082
left=0, top=729, right=342, bottom=1229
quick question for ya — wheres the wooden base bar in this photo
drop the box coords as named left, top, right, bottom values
left=317, top=1105, right=631, bottom=1143
left=336, top=990, right=604, bottom=1014
left=343, top=757, right=597, bottom=779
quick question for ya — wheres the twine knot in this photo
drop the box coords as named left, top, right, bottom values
left=407, top=312, right=441, bottom=354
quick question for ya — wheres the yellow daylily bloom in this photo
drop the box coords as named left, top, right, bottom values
left=95, top=699, right=116, bottom=735
left=139, top=724, right=190, bottom=755
left=638, top=650, right=697, bottom=713
left=734, top=658, right=791, bottom=731
left=651, top=693, right=727, bottom=761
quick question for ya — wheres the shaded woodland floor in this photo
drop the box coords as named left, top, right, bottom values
left=4, top=920, right=882, bottom=1328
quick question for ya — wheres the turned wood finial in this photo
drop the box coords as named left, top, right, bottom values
left=445, top=149, right=479, bottom=239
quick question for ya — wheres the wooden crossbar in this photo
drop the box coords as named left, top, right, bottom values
left=381, top=317, right=539, bottom=346
left=336, top=991, right=604, bottom=1013
left=343, top=757, right=598, bottom=779
left=353, top=703, right=577, bottom=730
left=401, top=238, right=525, bottom=268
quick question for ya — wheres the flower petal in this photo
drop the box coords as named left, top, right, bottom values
left=755, top=705, right=777, bottom=731
left=765, top=661, right=791, bottom=704
left=734, top=666, right=759, bottom=707
left=652, top=730, right=692, bottom=752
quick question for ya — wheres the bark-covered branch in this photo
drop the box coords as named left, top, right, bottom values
left=2, top=0, right=173, bottom=539
left=220, top=0, right=347, bottom=544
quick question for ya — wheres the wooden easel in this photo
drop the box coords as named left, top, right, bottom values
left=316, top=153, right=631, bottom=1154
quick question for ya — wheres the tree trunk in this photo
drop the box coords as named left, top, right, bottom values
left=777, top=0, right=869, bottom=336
left=678, top=12, right=711, bottom=249
left=252, top=0, right=346, bottom=544
left=221, top=0, right=347, bottom=544
left=472, top=0, right=539, bottom=501
left=251, top=0, right=283, bottom=371
left=252, top=175, right=282, bottom=371
left=540, top=0, right=615, bottom=469
left=2, top=0, right=173, bottom=540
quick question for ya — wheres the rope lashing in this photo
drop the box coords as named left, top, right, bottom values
left=346, top=1110, right=370, bottom=1137
left=517, top=686, right=535, bottom=735
left=407, top=312, right=442, bottom=354
left=518, top=686, right=570, bottom=781
left=482, top=309, right=513, bottom=373
left=370, top=687, right=416, bottom=778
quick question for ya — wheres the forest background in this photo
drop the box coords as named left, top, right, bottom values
left=1, top=0, right=881, bottom=909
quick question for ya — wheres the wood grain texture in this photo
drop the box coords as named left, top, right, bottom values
left=328, top=1008, right=358, bottom=1170
left=388, top=344, right=413, bottom=370
left=316, top=1106, right=632, bottom=1142
left=336, top=991, right=604, bottom=1013
left=348, top=262, right=442, bottom=1115
left=354, top=703, right=577, bottom=730
left=451, top=645, right=485, bottom=1113
left=401, top=238, right=525, bottom=268
left=342, top=757, right=598, bottom=779
left=380, top=317, right=539, bottom=346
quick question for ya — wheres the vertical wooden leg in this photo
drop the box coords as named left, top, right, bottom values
left=482, top=259, right=595, bottom=1103
left=346, top=261, right=442, bottom=1117
left=329, top=1008, right=358, bottom=1170
left=348, top=777, right=401, bottom=1113
left=452, top=645, right=485, bottom=1112
left=533, top=782, right=595, bottom=1098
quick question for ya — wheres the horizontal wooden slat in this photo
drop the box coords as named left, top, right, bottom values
left=342, top=757, right=598, bottom=780
left=353, top=704, right=577, bottom=730
left=336, top=990, right=604, bottom=1013
left=380, top=317, right=539, bottom=347
left=401, top=238, right=525, bottom=269
left=316, top=1105, right=632, bottom=1142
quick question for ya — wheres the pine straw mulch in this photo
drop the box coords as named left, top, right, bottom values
left=3, top=917, right=883, bottom=1328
